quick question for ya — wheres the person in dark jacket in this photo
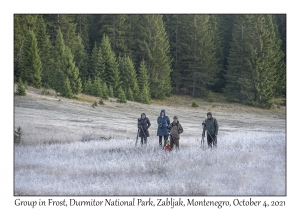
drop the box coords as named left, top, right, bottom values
left=138, top=113, right=151, bottom=146
left=157, top=109, right=170, bottom=147
left=202, top=112, right=218, bottom=148
left=168, top=116, right=183, bottom=150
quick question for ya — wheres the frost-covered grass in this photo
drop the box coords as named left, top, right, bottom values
left=14, top=131, right=285, bottom=196
left=14, top=88, right=286, bottom=195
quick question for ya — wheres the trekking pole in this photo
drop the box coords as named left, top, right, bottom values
left=201, top=135, right=204, bottom=147
left=201, top=121, right=206, bottom=148
left=140, top=127, right=146, bottom=137
left=135, top=128, right=139, bottom=147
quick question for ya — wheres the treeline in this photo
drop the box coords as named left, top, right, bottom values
left=14, top=14, right=286, bottom=108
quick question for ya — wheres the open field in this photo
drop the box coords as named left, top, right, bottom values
left=14, top=87, right=286, bottom=195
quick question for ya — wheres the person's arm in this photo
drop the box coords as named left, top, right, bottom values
left=147, top=118, right=151, bottom=129
left=178, top=123, right=183, bottom=134
left=215, top=119, right=219, bottom=135
left=202, top=120, right=206, bottom=136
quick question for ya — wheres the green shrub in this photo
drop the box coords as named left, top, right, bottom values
left=91, top=101, right=98, bottom=108
left=14, top=126, right=23, bottom=144
left=192, top=101, right=199, bottom=107
left=15, top=78, right=26, bottom=96
left=99, top=98, right=104, bottom=105
left=206, top=91, right=214, bottom=102
left=42, top=88, right=50, bottom=95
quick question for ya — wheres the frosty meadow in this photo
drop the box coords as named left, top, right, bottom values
left=14, top=87, right=286, bottom=195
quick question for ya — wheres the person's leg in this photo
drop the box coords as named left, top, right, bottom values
left=175, top=138, right=179, bottom=149
left=164, top=135, right=168, bottom=147
left=144, top=137, right=147, bottom=145
left=141, top=137, right=144, bottom=146
left=159, top=136, right=162, bottom=146
left=213, top=135, right=217, bottom=148
left=170, top=135, right=174, bottom=149
left=207, top=135, right=212, bottom=148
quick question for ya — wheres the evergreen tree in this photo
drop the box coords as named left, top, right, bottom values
left=209, top=14, right=225, bottom=92
left=92, top=77, right=102, bottom=97
left=126, top=87, right=134, bottom=101
left=117, top=87, right=127, bottom=103
left=137, top=15, right=173, bottom=99
left=137, top=60, right=151, bottom=104
left=163, top=14, right=182, bottom=93
left=180, top=15, right=218, bottom=96
left=218, top=14, right=235, bottom=90
left=57, top=14, right=78, bottom=51
left=224, top=15, right=248, bottom=102
left=52, top=28, right=82, bottom=96
left=62, top=77, right=73, bottom=98
left=64, top=47, right=82, bottom=95
left=248, top=15, right=285, bottom=107
left=15, top=78, right=26, bottom=96
left=225, top=15, right=285, bottom=108
left=83, top=77, right=93, bottom=95
left=98, top=14, right=130, bottom=56
left=102, top=82, right=109, bottom=99
left=14, top=15, right=39, bottom=80
left=73, top=34, right=89, bottom=81
left=118, top=55, right=139, bottom=100
left=18, top=30, right=42, bottom=88
left=100, top=34, right=120, bottom=94
left=74, top=14, right=91, bottom=53
left=89, top=42, right=105, bottom=79
left=35, top=16, right=53, bottom=87
left=108, top=85, right=114, bottom=97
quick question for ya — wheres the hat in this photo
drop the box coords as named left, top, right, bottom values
left=173, top=116, right=178, bottom=119
left=207, top=112, right=212, bottom=116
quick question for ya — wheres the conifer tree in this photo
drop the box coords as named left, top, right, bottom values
left=100, top=34, right=120, bottom=94
left=52, top=28, right=82, bottom=96
left=15, top=78, right=26, bottom=96
left=224, top=15, right=248, bottom=102
left=117, top=87, right=127, bottom=103
left=126, top=87, right=134, bottom=101
left=138, top=15, right=172, bottom=99
left=137, top=60, right=151, bottom=104
left=102, top=82, right=109, bottom=99
left=247, top=15, right=285, bottom=108
left=89, top=42, right=105, bottom=79
left=57, top=14, right=78, bottom=51
left=225, top=15, right=285, bottom=108
left=74, top=14, right=91, bottom=53
left=108, top=85, right=114, bottom=97
left=64, top=46, right=82, bottom=95
left=83, top=77, right=93, bottom=95
left=18, top=30, right=42, bottom=88
left=73, top=34, right=89, bottom=82
left=92, top=77, right=102, bottom=97
left=14, top=15, right=39, bottom=80
left=98, top=14, right=130, bottom=56
left=163, top=14, right=182, bottom=93
left=35, top=16, right=52, bottom=87
left=118, top=55, right=139, bottom=101
left=62, top=77, right=73, bottom=98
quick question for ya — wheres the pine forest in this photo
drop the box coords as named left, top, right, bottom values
left=14, top=14, right=286, bottom=108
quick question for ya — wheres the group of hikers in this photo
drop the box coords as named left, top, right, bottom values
left=137, top=109, right=219, bottom=150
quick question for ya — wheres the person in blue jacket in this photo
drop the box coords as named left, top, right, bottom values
left=157, top=109, right=170, bottom=147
